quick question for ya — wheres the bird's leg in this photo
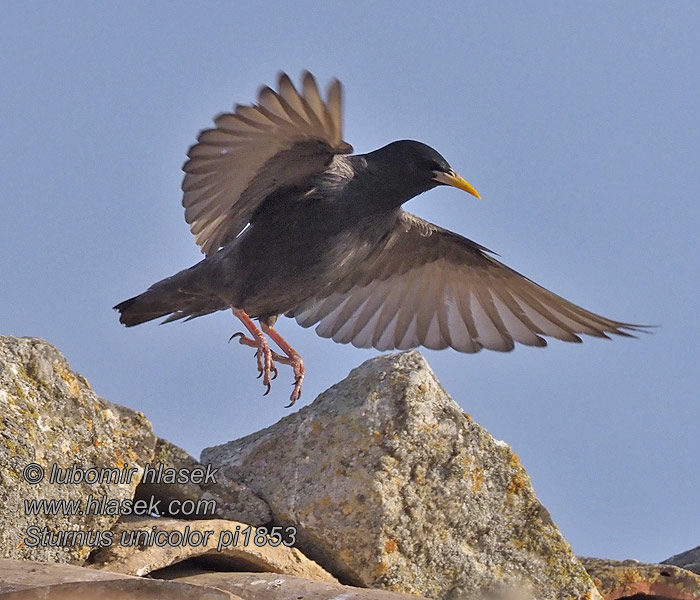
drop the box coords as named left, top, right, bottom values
left=260, top=322, right=306, bottom=407
left=230, top=308, right=277, bottom=394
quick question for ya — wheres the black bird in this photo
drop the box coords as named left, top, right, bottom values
left=115, top=71, right=643, bottom=406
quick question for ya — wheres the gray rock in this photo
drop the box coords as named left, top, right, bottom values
left=88, top=516, right=337, bottom=582
left=163, top=570, right=431, bottom=600
left=0, top=558, right=237, bottom=599
left=581, top=556, right=700, bottom=599
left=136, top=437, right=271, bottom=525
left=202, top=350, right=601, bottom=600
left=0, top=335, right=156, bottom=564
left=663, top=545, right=700, bottom=576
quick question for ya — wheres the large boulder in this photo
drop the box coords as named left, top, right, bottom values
left=202, top=350, right=601, bottom=600
left=165, top=571, right=431, bottom=600
left=89, top=516, right=336, bottom=582
left=664, top=546, right=700, bottom=576
left=0, top=558, right=432, bottom=600
left=0, top=336, right=156, bottom=564
left=0, top=558, right=238, bottom=599
left=135, top=437, right=271, bottom=525
left=581, top=556, right=700, bottom=600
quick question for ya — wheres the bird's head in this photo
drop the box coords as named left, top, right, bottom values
left=362, top=140, right=480, bottom=208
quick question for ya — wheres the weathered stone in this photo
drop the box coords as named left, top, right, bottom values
left=0, top=557, right=133, bottom=592
left=136, top=437, right=271, bottom=525
left=581, top=556, right=700, bottom=599
left=164, top=570, right=431, bottom=600
left=0, top=558, right=237, bottom=598
left=664, top=546, right=700, bottom=576
left=0, top=336, right=156, bottom=564
left=202, top=350, right=600, bottom=600
left=89, top=516, right=336, bottom=582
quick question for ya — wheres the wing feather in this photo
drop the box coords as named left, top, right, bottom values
left=325, top=79, right=343, bottom=144
left=301, top=72, right=326, bottom=129
left=372, top=276, right=409, bottom=348
left=182, top=71, right=352, bottom=256
left=394, top=270, right=422, bottom=349
left=289, top=212, right=644, bottom=353
left=347, top=286, right=390, bottom=342
left=278, top=73, right=307, bottom=117
left=473, top=283, right=514, bottom=351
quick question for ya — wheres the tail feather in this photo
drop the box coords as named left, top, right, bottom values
left=114, top=292, right=176, bottom=327
left=114, top=265, right=224, bottom=327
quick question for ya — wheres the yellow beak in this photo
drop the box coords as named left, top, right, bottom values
left=433, top=170, right=481, bottom=199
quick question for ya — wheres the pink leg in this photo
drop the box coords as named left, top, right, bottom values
left=260, top=322, right=306, bottom=407
left=230, top=308, right=277, bottom=395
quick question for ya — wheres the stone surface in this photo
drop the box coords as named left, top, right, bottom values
left=664, top=546, right=700, bottom=576
left=0, top=336, right=157, bottom=564
left=89, top=516, right=336, bottom=582
left=0, top=558, right=237, bottom=599
left=164, top=570, right=431, bottom=600
left=202, top=350, right=601, bottom=600
left=0, top=557, right=134, bottom=592
left=136, top=437, right=271, bottom=525
left=581, top=557, right=700, bottom=599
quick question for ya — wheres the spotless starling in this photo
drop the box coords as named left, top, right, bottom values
left=115, top=71, right=643, bottom=406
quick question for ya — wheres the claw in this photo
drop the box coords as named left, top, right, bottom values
left=231, top=308, right=306, bottom=406
left=285, top=379, right=302, bottom=408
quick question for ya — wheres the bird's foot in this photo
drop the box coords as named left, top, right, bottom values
left=269, top=350, right=305, bottom=407
left=228, top=326, right=277, bottom=395
left=231, top=308, right=306, bottom=405
left=260, top=323, right=306, bottom=407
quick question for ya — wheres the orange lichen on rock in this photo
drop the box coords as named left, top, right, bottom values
left=385, top=539, right=398, bottom=553
left=472, top=467, right=484, bottom=493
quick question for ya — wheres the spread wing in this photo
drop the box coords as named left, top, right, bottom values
left=289, top=212, right=643, bottom=352
left=182, top=71, right=353, bottom=256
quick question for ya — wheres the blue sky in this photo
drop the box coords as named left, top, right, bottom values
left=2, top=2, right=699, bottom=564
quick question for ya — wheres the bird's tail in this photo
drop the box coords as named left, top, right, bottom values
left=114, top=263, right=225, bottom=327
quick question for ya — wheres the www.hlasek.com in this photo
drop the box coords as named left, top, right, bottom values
left=20, top=461, right=297, bottom=550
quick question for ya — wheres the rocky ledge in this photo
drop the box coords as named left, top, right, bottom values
left=0, top=335, right=697, bottom=600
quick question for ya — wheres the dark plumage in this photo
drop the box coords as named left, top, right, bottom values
left=115, top=71, right=644, bottom=405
